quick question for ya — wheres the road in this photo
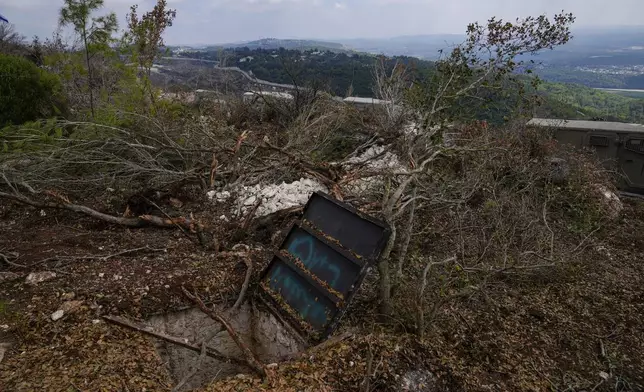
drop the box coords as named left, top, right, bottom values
left=159, top=57, right=304, bottom=91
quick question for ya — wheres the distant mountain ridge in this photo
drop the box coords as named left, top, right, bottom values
left=212, top=38, right=347, bottom=52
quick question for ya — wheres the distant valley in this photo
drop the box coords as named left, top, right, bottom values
left=165, top=27, right=644, bottom=124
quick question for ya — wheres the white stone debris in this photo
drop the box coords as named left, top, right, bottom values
left=207, top=190, right=231, bottom=202
left=233, top=178, right=327, bottom=217
left=342, top=145, right=404, bottom=195
left=51, top=310, right=64, bottom=321
left=595, top=184, right=623, bottom=220
left=25, top=271, right=57, bottom=286
left=399, top=369, right=436, bottom=392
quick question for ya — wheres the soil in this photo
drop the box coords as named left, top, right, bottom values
left=0, top=195, right=643, bottom=391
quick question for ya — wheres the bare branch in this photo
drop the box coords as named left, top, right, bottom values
left=232, top=259, right=253, bottom=311
left=102, top=315, right=251, bottom=368
left=181, top=286, right=268, bottom=378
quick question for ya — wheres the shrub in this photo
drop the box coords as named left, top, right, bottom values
left=0, top=54, right=64, bottom=126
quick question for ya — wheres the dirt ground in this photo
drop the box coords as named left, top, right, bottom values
left=0, top=195, right=643, bottom=391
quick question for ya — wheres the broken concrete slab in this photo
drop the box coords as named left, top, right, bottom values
left=146, top=303, right=304, bottom=391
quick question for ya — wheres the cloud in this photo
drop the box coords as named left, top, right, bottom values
left=2, top=0, right=642, bottom=45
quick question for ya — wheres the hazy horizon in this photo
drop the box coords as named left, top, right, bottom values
left=2, top=0, right=644, bottom=46
left=177, top=25, right=644, bottom=47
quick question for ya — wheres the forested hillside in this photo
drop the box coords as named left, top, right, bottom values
left=539, top=81, right=644, bottom=122
left=176, top=47, right=644, bottom=123
left=537, top=66, right=644, bottom=89
left=176, top=47, right=433, bottom=97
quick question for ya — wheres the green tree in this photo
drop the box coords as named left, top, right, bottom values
left=124, top=0, right=176, bottom=106
left=0, top=54, right=62, bottom=126
left=0, top=23, right=26, bottom=56
left=375, top=13, right=576, bottom=316
left=59, top=0, right=117, bottom=119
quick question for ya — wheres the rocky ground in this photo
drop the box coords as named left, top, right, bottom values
left=0, top=191, right=643, bottom=391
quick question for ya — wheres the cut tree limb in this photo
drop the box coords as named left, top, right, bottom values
left=102, top=315, right=251, bottom=369
left=181, top=286, right=268, bottom=378
left=0, top=191, right=198, bottom=230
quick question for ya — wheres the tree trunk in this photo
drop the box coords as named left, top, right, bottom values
left=378, top=221, right=396, bottom=316
left=396, top=187, right=417, bottom=280
left=82, top=25, right=95, bottom=119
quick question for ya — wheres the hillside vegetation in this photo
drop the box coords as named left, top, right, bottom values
left=1, top=5, right=643, bottom=392
left=176, top=47, right=433, bottom=97
left=539, top=81, right=644, bottom=122
left=176, top=47, right=644, bottom=124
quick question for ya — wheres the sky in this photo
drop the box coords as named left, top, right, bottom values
left=1, top=0, right=643, bottom=45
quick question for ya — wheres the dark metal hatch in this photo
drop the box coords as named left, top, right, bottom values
left=258, top=192, right=390, bottom=343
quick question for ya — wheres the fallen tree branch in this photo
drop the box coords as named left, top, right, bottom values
left=0, top=191, right=198, bottom=230
left=0, top=251, right=26, bottom=268
left=102, top=315, right=251, bottom=369
left=232, top=259, right=253, bottom=310
left=144, top=197, right=200, bottom=245
left=181, top=286, right=268, bottom=378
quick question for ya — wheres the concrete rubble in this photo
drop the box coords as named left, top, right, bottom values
left=207, top=145, right=404, bottom=216
left=342, top=145, right=404, bottom=195
left=210, top=178, right=327, bottom=218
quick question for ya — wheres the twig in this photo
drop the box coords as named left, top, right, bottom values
left=30, top=246, right=165, bottom=268
left=232, top=259, right=253, bottom=310
left=181, top=286, right=268, bottom=378
left=242, top=199, right=262, bottom=231
left=362, top=343, right=374, bottom=392
left=571, top=225, right=602, bottom=254
left=542, top=198, right=554, bottom=259
left=281, top=332, right=354, bottom=361
left=418, top=256, right=457, bottom=338
left=172, top=342, right=210, bottom=392
left=102, top=315, right=251, bottom=369
left=0, top=252, right=26, bottom=268
left=209, top=153, right=218, bottom=189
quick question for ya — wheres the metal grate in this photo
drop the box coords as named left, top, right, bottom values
left=589, top=135, right=609, bottom=147
left=625, top=138, right=644, bottom=153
